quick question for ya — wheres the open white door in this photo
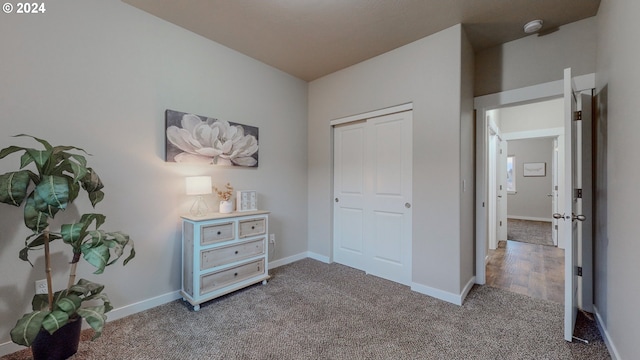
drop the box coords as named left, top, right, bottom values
left=497, top=138, right=508, bottom=242
left=552, top=138, right=559, bottom=246
left=557, top=68, right=586, bottom=342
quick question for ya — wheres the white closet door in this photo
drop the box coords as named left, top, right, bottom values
left=333, top=121, right=367, bottom=271
left=333, top=111, right=412, bottom=285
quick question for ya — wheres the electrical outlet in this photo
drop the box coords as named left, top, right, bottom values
left=35, top=279, right=48, bottom=295
left=269, top=234, right=275, bottom=244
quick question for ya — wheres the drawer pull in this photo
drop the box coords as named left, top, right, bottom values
left=234, top=273, right=238, bottom=277
left=235, top=250, right=239, bottom=254
left=251, top=226, right=255, bottom=229
left=217, top=231, right=221, bottom=235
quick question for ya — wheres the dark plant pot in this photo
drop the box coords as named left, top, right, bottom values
left=31, top=318, right=82, bottom=360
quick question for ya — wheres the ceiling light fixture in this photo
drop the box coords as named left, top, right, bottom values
left=523, top=19, right=543, bottom=34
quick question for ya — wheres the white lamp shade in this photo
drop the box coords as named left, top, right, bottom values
left=185, top=176, right=212, bottom=195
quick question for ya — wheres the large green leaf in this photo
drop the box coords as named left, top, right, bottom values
left=41, top=310, right=70, bottom=335
left=0, top=145, right=28, bottom=160
left=88, top=190, right=105, bottom=207
left=10, top=310, right=49, bottom=346
left=81, top=168, right=103, bottom=192
left=23, top=196, right=49, bottom=232
left=32, top=293, right=52, bottom=311
left=81, top=213, right=106, bottom=229
left=14, top=134, right=53, bottom=151
left=61, top=222, right=84, bottom=247
left=69, top=278, right=105, bottom=298
left=67, top=180, right=81, bottom=205
left=35, top=175, right=69, bottom=210
left=0, top=171, right=30, bottom=206
left=20, top=233, right=61, bottom=264
left=25, top=148, right=52, bottom=172
left=76, top=306, right=107, bottom=340
left=61, top=213, right=107, bottom=247
left=82, top=242, right=110, bottom=274
left=55, top=294, right=82, bottom=314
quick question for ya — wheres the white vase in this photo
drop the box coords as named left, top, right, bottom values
left=219, top=200, right=233, bottom=214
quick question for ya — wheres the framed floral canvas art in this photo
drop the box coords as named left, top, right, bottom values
left=165, top=109, right=259, bottom=167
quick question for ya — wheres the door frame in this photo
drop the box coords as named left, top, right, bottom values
left=501, top=130, right=564, bottom=246
left=474, top=74, right=594, bottom=285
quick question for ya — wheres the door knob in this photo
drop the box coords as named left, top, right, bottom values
left=553, top=213, right=569, bottom=220
left=405, top=203, right=411, bottom=208
left=572, top=213, right=586, bottom=221
left=335, top=198, right=339, bottom=203
left=547, top=194, right=553, bottom=197
left=554, top=212, right=586, bottom=221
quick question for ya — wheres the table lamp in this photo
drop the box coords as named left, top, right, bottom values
left=185, top=176, right=212, bottom=216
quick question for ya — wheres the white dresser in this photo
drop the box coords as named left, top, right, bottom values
left=180, top=211, right=269, bottom=311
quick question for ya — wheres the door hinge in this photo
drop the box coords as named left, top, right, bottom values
left=555, top=225, right=558, bottom=230
left=574, top=111, right=582, bottom=121
left=500, top=149, right=503, bottom=154
left=577, top=266, right=583, bottom=277
left=499, top=221, right=502, bottom=226
left=575, top=188, right=582, bottom=198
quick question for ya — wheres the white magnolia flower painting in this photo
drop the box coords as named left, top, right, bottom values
left=165, top=109, right=259, bottom=167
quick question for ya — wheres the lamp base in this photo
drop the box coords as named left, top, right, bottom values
left=190, top=196, right=209, bottom=217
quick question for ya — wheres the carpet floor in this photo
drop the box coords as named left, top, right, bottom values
left=2, top=259, right=609, bottom=359
left=507, top=219, right=554, bottom=246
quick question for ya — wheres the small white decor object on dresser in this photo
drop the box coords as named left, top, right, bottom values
left=237, top=190, right=258, bottom=212
left=181, top=210, right=269, bottom=311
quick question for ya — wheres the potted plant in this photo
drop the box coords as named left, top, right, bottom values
left=0, top=135, right=135, bottom=359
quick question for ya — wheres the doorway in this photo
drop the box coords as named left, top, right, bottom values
left=483, top=99, right=565, bottom=303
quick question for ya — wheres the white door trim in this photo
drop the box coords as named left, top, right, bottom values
left=474, top=74, right=594, bottom=285
left=330, top=103, right=413, bottom=126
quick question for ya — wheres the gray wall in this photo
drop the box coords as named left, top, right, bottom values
left=459, top=29, right=476, bottom=291
left=506, top=138, right=554, bottom=220
left=308, top=25, right=474, bottom=297
left=0, top=0, right=308, bottom=350
left=475, top=17, right=597, bottom=96
left=595, top=0, right=640, bottom=357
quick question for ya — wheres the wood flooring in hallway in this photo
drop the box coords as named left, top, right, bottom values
left=486, top=240, right=564, bottom=304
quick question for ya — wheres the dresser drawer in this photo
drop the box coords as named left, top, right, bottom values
left=200, top=259, right=265, bottom=295
left=238, top=218, right=266, bottom=238
left=201, top=221, right=234, bottom=245
left=200, top=238, right=265, bottom=270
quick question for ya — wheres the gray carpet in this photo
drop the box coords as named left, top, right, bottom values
left=507, top=219, right=555, bottom=246
left=3, top=259, right=609, bottom=359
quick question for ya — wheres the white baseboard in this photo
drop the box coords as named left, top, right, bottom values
left=507, top=216, right=552, bottom=222
left=107, top=290, right=182, bottom=323
left=593, top=305, right=620, bottom=360
left=460, top=277, right=476, bottom=304
left=0, top=341, right=25, bottom=357
left=269, top=251, right=330, bottom=269
left=306, top=251, right=330, bottom=264
left=269, top=252, right=309, bottom=268
left=411, top=278, right=475, bottom=306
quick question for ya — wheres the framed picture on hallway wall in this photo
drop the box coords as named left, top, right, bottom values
left=523, top=162, right=546, bottom=177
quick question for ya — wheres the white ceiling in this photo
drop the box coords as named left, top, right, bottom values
left=122, top=0, right=601, bottom=81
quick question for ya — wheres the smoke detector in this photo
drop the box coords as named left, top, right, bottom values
left=523, top=20, right=543, bottom=34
